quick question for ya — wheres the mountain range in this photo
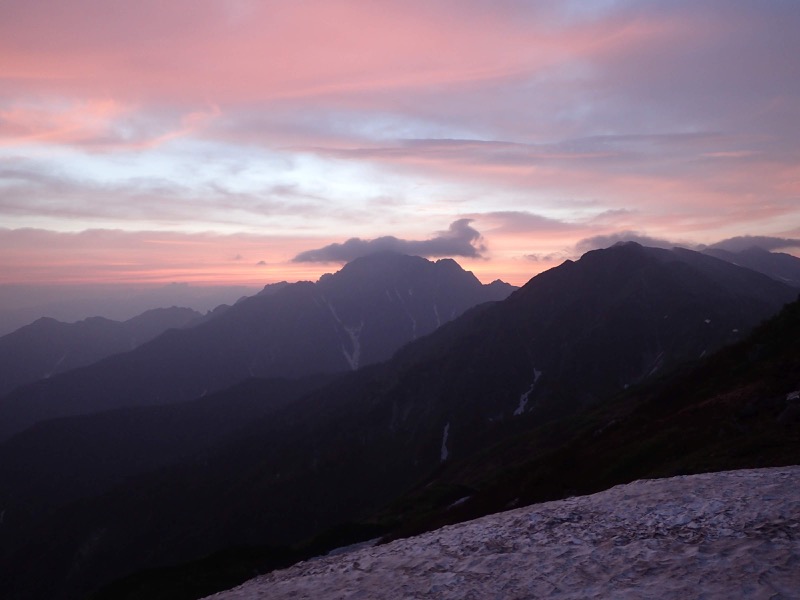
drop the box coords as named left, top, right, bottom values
left=0, top=253, right=514, bottom=441
left=1, top=243, right=798, bottom=600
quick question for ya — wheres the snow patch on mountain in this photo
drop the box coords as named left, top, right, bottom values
left=321, top=296, right=363, bottom=370
left=393, top=287, right=418, bottom=339
left=647, top=352, right=665, bottom=377
left=514, top=368, right=542, bottom=416
left=513, top=385, right=533, bottom=416
left=440, top=422, right=450, bottom=462
left=204, top=466, right=800, bottom=600
left=341, top=323, right=363, bottom=370
left=44, top=353, right=68, bottom=378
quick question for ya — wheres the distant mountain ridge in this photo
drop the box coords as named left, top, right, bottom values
left=0, top=253, right=515, bottom=440
left=704, top=245, right=800, bottom=287
left=0, top=307, right=202, bottom=397
left=1, top=243, right=795, bottom=600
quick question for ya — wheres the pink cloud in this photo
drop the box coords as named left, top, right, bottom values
left=0, top=1, right=675, bottom=107
left=0, top=99, right=219, bottom=150
left=0, top=2, right=508, bottom=101
left=1, top=2, right=799, bottom=292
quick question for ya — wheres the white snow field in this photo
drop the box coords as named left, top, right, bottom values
left=204, top=466, right=800, bottom=599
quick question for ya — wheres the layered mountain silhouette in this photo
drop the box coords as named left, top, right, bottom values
left=0, top=253, right=514, bottom=441
left=0, top=307, right=202, bottom=397
left=0, top=243, right=796, bottom=600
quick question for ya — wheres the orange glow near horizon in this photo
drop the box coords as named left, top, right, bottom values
left=0, top=227, right=554, bottom=288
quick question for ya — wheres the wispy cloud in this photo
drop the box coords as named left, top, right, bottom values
left=0, top=99, right=220, bottom=151
left=476, top=211, right=572, bottom=234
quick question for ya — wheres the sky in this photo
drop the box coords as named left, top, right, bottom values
left=2, top=0, right=800, bottom=300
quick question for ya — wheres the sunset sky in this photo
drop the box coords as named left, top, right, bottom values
left=2, top=0, right=800, bottom=294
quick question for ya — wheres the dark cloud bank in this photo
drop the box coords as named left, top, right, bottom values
left=293, top=219, right=485, bottom=263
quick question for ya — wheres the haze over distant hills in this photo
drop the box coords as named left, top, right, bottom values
left=0, top=283, right=258, bottom=338
left=0, top=307, right=202, bottom=397
left=0, top=253, right=514, bottom=441
left=1, top=243, right=797, bottom=600
left=704, top=245, right=800, bottom=288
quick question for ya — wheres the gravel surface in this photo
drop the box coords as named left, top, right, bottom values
left=204, top=466, right=800, bottom=599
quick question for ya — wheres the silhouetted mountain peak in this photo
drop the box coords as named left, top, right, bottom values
left=610, top=240, right=645, bottom=249
left=433, top=256, right=466, bottom=271
left=330, top=252, right=473, bottom=284
left=334, top=251, right=427, bottom=276
left=313, top=253, right=497, bottom=318
left=256, top=282, right=291, bottom=297
left=27, top=316, right=60, bottom=329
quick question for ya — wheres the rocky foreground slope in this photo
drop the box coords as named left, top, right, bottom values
left=204, top=466, right=800, bottom=599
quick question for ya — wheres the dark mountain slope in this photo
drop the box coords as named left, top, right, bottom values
left=377, top=242, right=797, bottom=438
left=1, top=243, right=794, bottom=600
left=93, top=287, right=800, bottom=600
left=0, top=253, right=513, bottom=441
left=378, top=292, right=800, bottom=542
left=0, top=374, right=335, bottom=518
left=0, top=307, right=201, bottom=397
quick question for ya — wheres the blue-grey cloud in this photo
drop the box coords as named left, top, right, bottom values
left=525, top=251, right=570, bottom=263
left=575, top=231, right=688, bottom=253
left=708, top=236, right=800, bottom=253
left=292, top=219, right=485, bottom=263
left=577, top=232, right=800, bottom=256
